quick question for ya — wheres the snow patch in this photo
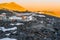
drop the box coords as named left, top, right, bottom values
left=0, top=38, right=16, bottom=40
left=0, top=27, right=17, bottom=32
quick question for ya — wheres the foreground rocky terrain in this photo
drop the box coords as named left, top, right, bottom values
left=0, top=14, right=60, bottom=40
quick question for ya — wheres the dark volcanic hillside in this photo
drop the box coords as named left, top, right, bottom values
left=0, top=12, right=60, bottom=40
left=0, top=9, right=14, bottom=16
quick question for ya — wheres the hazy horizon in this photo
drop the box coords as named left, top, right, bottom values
left=0, top=0, right=60, bottom=13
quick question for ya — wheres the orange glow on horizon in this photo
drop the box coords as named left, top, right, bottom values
left=0, top=0, right=60, bottom=14
left=0, top=0, right=60, bottom=18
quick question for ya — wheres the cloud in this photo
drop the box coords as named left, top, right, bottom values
left=0, top=0, right=14, bottom=3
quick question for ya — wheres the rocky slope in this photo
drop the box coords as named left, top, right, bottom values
left=0, top=13, right=60, bottom=40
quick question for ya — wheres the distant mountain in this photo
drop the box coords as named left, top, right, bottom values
left=0, top=2, right=26, bottom=12
left=0, top=2, right=60, bottom=18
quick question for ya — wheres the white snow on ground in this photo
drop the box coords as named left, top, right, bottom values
left=35, top=15, right=46, bottom=17
left=9, top=16, right=22, bottom=20
left=16, top=23, right=24, bottom=25
left=0, top=38, right=16, bottom=40
left=5, top=33, right=10, bottom=36
left=10, top=23, right=15, bottom=26
left=10, top=23, right=24, bottom=26
left=0, top=27, right=17, bottom=32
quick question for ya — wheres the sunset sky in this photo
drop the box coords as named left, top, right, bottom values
left=0, top=0, right=60, bottom=13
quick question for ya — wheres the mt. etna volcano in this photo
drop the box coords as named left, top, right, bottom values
left=0, top=2, right=26, bottom=12
left=0, top=2, right=60, bottom=18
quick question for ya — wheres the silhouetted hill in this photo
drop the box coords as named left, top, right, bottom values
left=0, top=2, right=26, bottom=12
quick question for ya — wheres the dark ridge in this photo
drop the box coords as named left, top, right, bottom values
left=38, top=13, right=60, bottom=19
left=13, top=10, right=32, bottom=13
left=0, top=9, right=14, bottom=16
